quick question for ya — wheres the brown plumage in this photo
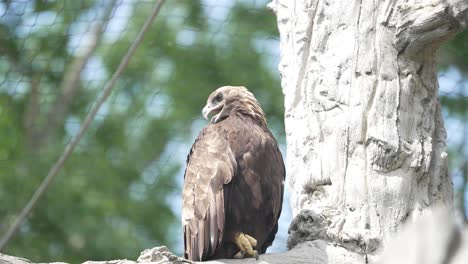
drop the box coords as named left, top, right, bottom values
left=182, top=86, right=285, bottom=261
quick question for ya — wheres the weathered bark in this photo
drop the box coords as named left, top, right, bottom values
left=268, top=0, right=467, bottom=261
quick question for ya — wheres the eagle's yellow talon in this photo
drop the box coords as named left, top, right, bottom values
left=245, top=234, right=257, bottom=247
left=234, top=232, right=258, bottom=258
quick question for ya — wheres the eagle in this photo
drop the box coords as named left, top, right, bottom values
left=182, top=86, right=285, bottom=261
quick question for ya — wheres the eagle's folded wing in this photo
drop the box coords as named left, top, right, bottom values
left=182, top=127, right=236, bottom=261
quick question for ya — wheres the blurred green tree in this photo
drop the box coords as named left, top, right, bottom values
left=0, top=0, right=283, bottom=262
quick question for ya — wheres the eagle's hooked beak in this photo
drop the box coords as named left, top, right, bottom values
left=202, top=105, right=211, bottom=121
left=202, top=103, right=223, bottom=123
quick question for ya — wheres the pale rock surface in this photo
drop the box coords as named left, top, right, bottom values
left=0, top=253, right=32, bottom=264
left=136, top=246, right=190, bottom=264
left=0, top=253, right=68, bottom=264
left=0, top=242, right=354, bottom=264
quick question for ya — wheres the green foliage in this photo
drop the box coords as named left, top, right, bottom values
left=440, top=96, right=468, bottom=117
left=0, top=0, right=283, bottom=262
left=440, top=30, right=468, bottom=72
left=439, top=29, right=468, bottom=222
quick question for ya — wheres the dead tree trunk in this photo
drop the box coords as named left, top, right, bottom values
left=269, top=0, right=467, bottom=261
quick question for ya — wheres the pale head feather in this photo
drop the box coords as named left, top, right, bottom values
left=203, top=86, right=267, bottom=126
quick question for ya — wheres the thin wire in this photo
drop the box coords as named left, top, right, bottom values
left=0, top=0, right=166, bottom=251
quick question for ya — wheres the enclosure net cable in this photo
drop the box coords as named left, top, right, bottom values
left=0, top=0, right=166, bottom=251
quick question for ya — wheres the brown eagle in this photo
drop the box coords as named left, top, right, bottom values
left=182, top=86, right=285, bottom=261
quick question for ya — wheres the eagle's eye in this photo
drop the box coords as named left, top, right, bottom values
left=213, top=93, right=223, bottom=103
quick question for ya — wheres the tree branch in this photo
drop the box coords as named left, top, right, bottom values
left=37, top=0, right=116, bottom=147
left=395, top=0, right=468, bottom=55
left=23, top=74, right=41, bottom=150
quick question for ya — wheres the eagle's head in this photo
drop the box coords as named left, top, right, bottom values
left=202, top=86, right=267, bottom=125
